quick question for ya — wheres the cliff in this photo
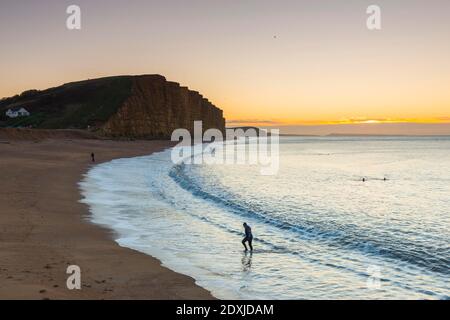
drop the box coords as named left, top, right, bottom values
left=0, top=75, right=225, bottom=139
left=101, top=75, right=225, bottom=138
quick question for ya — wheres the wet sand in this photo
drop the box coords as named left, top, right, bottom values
left=0, top=136, right=214, bottom=299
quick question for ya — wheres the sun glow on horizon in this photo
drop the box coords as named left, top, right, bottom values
left=226, top=118, right=450, bottom=127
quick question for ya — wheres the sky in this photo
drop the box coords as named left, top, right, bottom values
left=1, top=0, right=449, bottom=134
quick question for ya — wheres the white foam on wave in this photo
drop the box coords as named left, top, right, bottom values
left=79, top=150, right=262, bottom=299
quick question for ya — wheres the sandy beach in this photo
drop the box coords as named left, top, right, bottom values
left=0, top=131, right=213, bottom=299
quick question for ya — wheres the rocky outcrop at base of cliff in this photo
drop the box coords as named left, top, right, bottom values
left=101, top=75, right=225, bottom=139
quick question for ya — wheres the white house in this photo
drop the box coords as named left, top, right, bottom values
left=5, top=107, right=30, bottom=118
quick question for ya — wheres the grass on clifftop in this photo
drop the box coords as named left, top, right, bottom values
left=1, top=76, right=133, bottom=130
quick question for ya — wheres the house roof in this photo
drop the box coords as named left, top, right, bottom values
left=8, top=107, right=28, bottom=112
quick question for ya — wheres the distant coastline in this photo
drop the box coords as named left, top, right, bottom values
left=225, top=126, right=450, bottom=137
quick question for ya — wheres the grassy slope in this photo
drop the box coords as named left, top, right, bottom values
left=0, top=76, right=132, bottom=129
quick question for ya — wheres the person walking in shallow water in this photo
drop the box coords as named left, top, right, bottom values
left=242, top=222, right=253, bottom=251
left=91, top=152, right=95, bottom=163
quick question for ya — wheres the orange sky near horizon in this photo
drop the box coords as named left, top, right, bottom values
left=1, top=0, right=449, bottom=128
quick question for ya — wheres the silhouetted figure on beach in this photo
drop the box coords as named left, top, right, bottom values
left=383, top=177, right=387, bottom=181
left=91, top=152, right=95, bottom=163
left=362, top=177, right=366, bottom=182
left=242, top=222, right=253, bottom=251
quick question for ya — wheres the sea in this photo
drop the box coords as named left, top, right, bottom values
left=80, top=136, right=450, bottom=299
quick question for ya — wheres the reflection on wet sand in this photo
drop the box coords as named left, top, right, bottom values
left=242, top=252, right=253, bottom=272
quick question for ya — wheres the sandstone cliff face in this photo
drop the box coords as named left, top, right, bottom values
left=101, top=75, right=225, bottom=139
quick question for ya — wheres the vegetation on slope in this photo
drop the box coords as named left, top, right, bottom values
left=0, top=76, right=132, bottom=130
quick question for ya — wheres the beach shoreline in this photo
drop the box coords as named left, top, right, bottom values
left=0, top=135, right=214, bottom=299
